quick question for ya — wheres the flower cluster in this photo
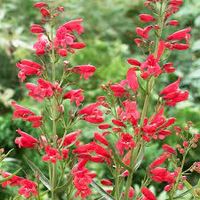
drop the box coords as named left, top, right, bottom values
left=1, top=0, right=199, bottom=199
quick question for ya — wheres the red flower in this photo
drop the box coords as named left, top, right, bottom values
left=40, top=7, right=50, bottom=17
left=72, top=65, right=96, bottom=80
left=141, top=187, right=157, bottom=200
left=116, top=133, right=136, bottom=155
left=167, top=27, right=191, bottom=41
left=16, top=59, right=43, bottom=82
left=139, top=14, right=155, bottom=23
left=101, top=179, right=113, bottom=186
left=1, top=172, right=22, bottom=187
left=128, top=187, right=135, bottom=198
left=127, top=58, right=141, bottom=66
left=30, top=24, right=44, bottom=34
left=18, top=179, right=38, bottom=198
left=163, top=62, right=175, bottom=73
left=63, top=18, right=84, bottom=35
left=126, top=68, right=139, bottom=92
left=140, top=54, right=162, bottom=79
left=168, top=20, right=179, bottom=26
left=42, top=146, right=62, bottom=164
left=160, top=78, right=189, bottom=106
left=136, top=26, right=153, bottom=39
left=150, top=153, right=168, bottom=169
left=33, top=34, right=49, bottom=55
left=79, top=103, right=104, bottom=124
left=26, top=78, right=54, bottom=102
left=15, top=129, right=38, bottom=148
left=142, top=107, right=175, bottom=141
left=94, top=132, right=109, bottom=146
left=64, top=89, right=84, bottom=106
left=70, top=42, right=86, bottom=49
left=34, top=2, right=48, bottom=8
left=72, top=160, right=95, bottom=198
left=110, top=81, right=127, bottom=97
left=119, top=100, right=140, bottom=126
left=60, top=130, right=81, bottom=146
left=162, top=144, right=176, bottom=155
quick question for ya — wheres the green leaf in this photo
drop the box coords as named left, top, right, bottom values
left=90, top=181, right=114, bottom=200
left=24, top=156, right=51, bottom=190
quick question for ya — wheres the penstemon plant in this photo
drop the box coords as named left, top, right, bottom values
left=0, top=0, right=200, bottom=200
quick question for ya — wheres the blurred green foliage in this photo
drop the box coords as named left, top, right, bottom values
left=0, top=0, right=200, bottom=199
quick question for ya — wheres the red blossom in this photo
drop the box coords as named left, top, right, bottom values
left=119, top=100, right=140, bottom=126
left=64, top=89, right=84, bottom=106
left=16, top=59, right=43, bottom=82
left=140, top=54, right=162, bottom=79
left=33, top=34, right=49, bottom=55
left=79, top=103, right=104, bottom=124
left=160, top=78, right=189, bottom=106
left=142, top=107, right=175, bottom=141
left=110, top=81, right=127, bottom=97
left=72, top=65, right=96, bottom=80
left=167, top=27, right=191, bottom=41
left=34, top=2, right=48, bottom=8
left=72, top=160, right=95, bottom=198
left=15, top=129, right=38, bottom=148
left=18, top=179, right=38, bottom=198
left=94, top=132, right=109, bottom=146
left=101, top=179, right=113, bottom=186
left=139, top=14, right=155, bottom=23
left=60, top=130, right=81, bottom=146
left=42, top=146, right=62, bottom=164
left=116, top=133, right=136, bottom=155
left=30, top=24, right=45, bottom=34
left=126, top=68, right=139, bottom=92
left=26, top=78, right=54, bottom=102
left=1, top=172, right=22, bottom=187
left=136, top=26, right=153, bottom=39
left=141, top=187, right=157, bottom=200
left=63, top=18, right=84, bottom=35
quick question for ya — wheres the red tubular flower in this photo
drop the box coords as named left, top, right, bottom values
left=63, top=89, right=84, bottom=106
left=116, top=133, right=136, bottom=155
left=61, top=130, right=81, bottom=146
left=112, top=119, right=126, bottom=127
left=163, top=62, right=175, bottom=73
left=72, top=65, right=96, bottom=80
left=110, top=81, right=127, bottom=97
left=63, top=18, right=84, bottom=35
left=11, top=101, right=34, bottom=119
left=126, top=68, right=139, bottom=92
left=101, top=179, right=113, bottom=186
left=72, top=160, right=95, bottom=198
left=1, top=172, right=22, bottom=187
left=15, top=129, right=38, bottom=148
left=162, top=144, right=176, bottom=155
left=128, top=187, right=135, bottom=198
left=94, top=132, right=109, bottom=146
left=141, top=187, right=157, bottom=200
left=79, top=103, right=104, bottom=124
left=34, top=2, right=48, bottom=8
left=40, top=7, right=50, bottom=17
left=58, top=48, right=68, bottom=57
left=149, top=153, right=168, bottom=169
left=70, top=42, right=86, bottom=49
left=62, top=149, right=69, bottom=159
left=26, top=78, right=54, bottom=102
left=168, top=20, right=179, bottom=26
left=167, top=27, right=191, bottom=41
left=16, top=59, right=43, bottom=82
left=98, top=123, right=111, bottom=130
left=119, top=100, right=140, bottom=126
left=42, top=146, right=62, bottom=164
left=127, top=58, right=141, bottom=66
left=30, top=24, right=44, bottom=34
left=139, top=14, right=155, bottom=23
left=18, top=179, right=38, bottom=198
left=140, top=54, right=162, bottom=79
left=26, top=116, right=43, bottom=128
left=136, top=25, right=153, bottom=39
left=160, top=78, right=189, bottom=106
left=33, top=34, right=49, bottom=55
left=172, top=43, right=189, bottom=50
left=142, top=107, right=175, bottom=141
left=170, top=0, right=183, bottom=6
